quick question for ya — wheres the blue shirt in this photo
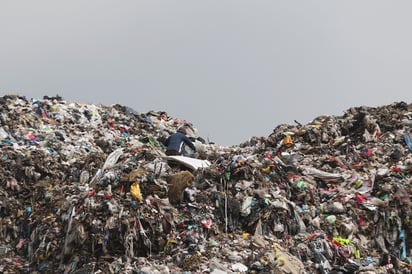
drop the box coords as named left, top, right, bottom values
left=164, top=132, right=195, bottom=154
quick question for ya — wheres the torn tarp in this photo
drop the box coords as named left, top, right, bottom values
left=164, top=155, right=211, bottom=170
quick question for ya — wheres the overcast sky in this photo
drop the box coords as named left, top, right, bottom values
left=1, top=1, right=412, bottom=146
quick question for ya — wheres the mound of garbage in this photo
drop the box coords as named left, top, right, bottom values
left=0, top=94, right=411, bottom=273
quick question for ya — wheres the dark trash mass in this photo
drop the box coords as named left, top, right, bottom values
left=0, top=94, right=412, bottom=273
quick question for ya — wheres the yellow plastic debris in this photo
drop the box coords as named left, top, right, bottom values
left=130, top=182, right=143, bottom=202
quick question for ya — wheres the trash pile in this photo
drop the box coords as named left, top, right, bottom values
left=0, top=94, right=412, bottom=273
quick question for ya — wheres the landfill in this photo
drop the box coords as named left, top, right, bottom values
left=0, top=94, right=411, bottom=273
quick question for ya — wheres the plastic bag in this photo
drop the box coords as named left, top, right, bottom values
left=102, top=148, right=124, bottom=170
left=130, top=182, right=142, bottom=202
left=283, top=135, right=294, bottom=148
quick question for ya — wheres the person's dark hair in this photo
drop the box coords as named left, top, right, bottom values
left=177, top=127, right=186, bottom=134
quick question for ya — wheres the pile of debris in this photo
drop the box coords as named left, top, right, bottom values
left=0, top=94, right=411, bottom=273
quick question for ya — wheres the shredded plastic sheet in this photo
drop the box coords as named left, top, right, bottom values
left=164, top=155, right=211, bottom=170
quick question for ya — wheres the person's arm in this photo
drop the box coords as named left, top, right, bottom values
left=164, top=136, right=170, bottom=147
left=183, top=135, right=195, bottom=151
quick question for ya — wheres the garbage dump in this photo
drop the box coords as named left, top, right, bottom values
left=0, top=94, right=412, bottom=273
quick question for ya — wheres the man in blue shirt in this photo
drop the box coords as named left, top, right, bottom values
left=164, top=128, right=196, bottom=156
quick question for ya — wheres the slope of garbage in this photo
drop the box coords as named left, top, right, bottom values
left=0, top=94, right=411, bottom=273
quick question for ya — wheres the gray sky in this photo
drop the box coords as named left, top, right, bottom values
left=1, top=1, right=412, bottom=146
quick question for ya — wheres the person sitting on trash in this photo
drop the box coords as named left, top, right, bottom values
left=164, top=127, right=196, bottom=156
